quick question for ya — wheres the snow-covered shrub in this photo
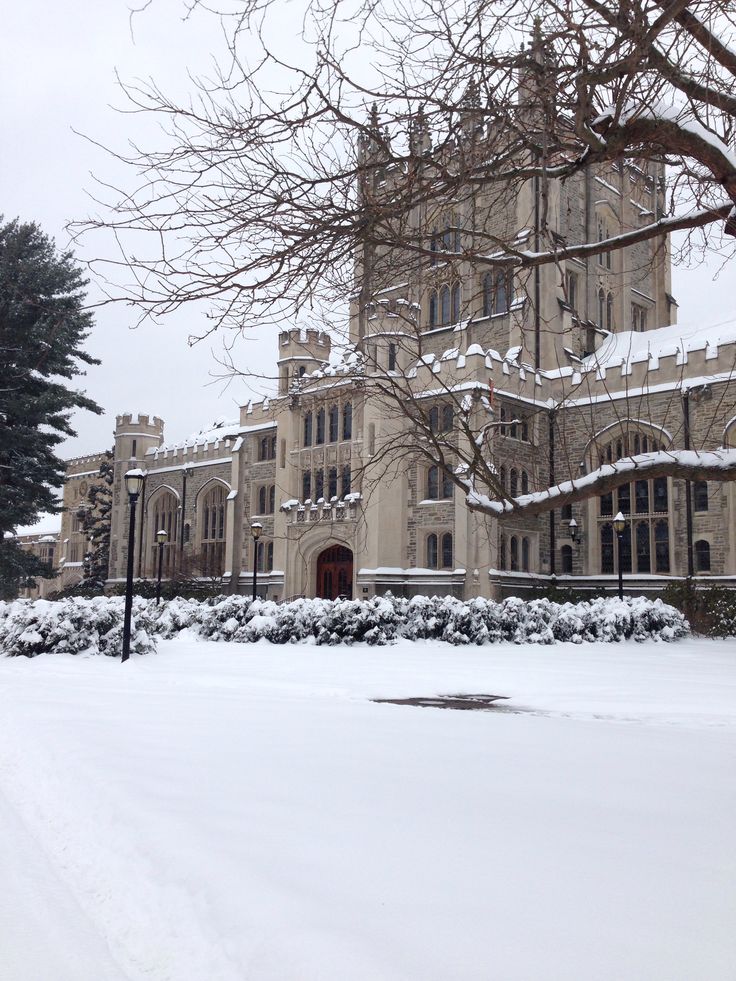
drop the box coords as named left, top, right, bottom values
left=0, top=596, right=157, bottom=657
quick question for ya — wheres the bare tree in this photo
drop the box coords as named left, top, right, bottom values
left=77, top=0, right=736, bottom=516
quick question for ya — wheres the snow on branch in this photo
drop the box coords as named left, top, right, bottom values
left=465, top=449, right=736, bottom=518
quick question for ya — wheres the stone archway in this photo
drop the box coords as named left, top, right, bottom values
left=316, top=545, right=354, bottom=600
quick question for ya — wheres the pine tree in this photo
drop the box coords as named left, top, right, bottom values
left=77, top=450, right=113, bottom=590
left=0, top=218, right=101, bottom=590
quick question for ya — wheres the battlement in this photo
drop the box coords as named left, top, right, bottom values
left=64, top=451, right=110, bottom=476
left=115, top=412, right=165, bottom=433
left=278, top=327, right=331, bottom=352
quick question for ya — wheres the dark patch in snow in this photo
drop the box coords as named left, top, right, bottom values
left=372, top=693, right=511, bottom=711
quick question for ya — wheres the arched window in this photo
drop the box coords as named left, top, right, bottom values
left=201, top=484, right=227, bottom=576
left=510, top=536, right=519, bottom=571
left=440, top=285, right=451, bottom=324
left=257, top=540, right=274, bottom=573
left=429, top=290, right=438, bottom=326
left=298, top=365, right=306, bottom=378
left=303, top=411, right=313, bottom=447
left=636, top=521, right=650, bottom=573
left=521, top=471, right=529, bottom=495
left=342, top=403, right=352, bottom=440
left=499, top=535, right=507, bottom=570
left=258, top=485, right=267, bottom=514
left=328, top=467, right=338, bottom=499
left=426, top=533, right=438, bottom=569
left=427, top=466, right=439, bottom=499
left=482, top=273, right=492, bottom=317
left=601, top=523, right=614, bottom=574
left=429, top=406, right=440, bottom=433
left=510, top=469, right=518, bottom=496
left=328, top=405, right=339, bottom=442
left=441, top=405, right=454, bottom=433
left=494, top=272, right=508, bottom=314
left=388, top=343, right=397, bottom=371
left=302, top=470, right=311, bottom=501
left=635, top=479, right=649, bottom=513
left=441, top=532, right=453, bottom=569
left=561, top=544, right=573, bottom=574
left=442, top=469, right=453, bottom=498
left=316, top=408, right=325, bottom=445
left=521, top=417, right=529, bottom=442
left=655, top=520, right=670, bottom=572
left=606, top=292, right=614, bottom=331
left=451, top=283, right=461, bottom=322
left=269, top=485, right=275, bottom=513
left=695, top=539, right=711, bottom=572
left=341, top=465, right=351, bottom=497
left=598, top=288, right=606, bottom=328
left=315, top=469, right=324, bottom=501
left=521, top=537, right=530, bottom=572
left=499, top=466, right=507, bottom=492
left=151, top=491, right=178, bottom=576
left=694, top=481, right=709, bottom=512
left=619, top=523, right=632, bottom=573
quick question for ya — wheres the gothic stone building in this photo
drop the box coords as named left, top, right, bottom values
left=68, top=124, right=736, bottom=600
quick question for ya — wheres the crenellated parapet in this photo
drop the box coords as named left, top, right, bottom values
left=277, top=328, right=332, bottom=394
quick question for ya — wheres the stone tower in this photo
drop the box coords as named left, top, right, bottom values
left=276, top=328, right=331, bottom=395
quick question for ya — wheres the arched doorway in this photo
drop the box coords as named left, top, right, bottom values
left=316, top=545, right=353, bottom=600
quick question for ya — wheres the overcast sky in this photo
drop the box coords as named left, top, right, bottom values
left=2, top=0, right=734, bottom=462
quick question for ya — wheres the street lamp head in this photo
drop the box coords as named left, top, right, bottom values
left=124, top=468, right=146, bottom=499
left=613, top=511, right=626, bottom=534
left=251, top=522, right=263, bottom=540
left=156, top=529, right=168, bottom=545
left=568, top=517, right=578, bottom=542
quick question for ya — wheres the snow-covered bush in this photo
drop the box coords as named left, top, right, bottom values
left=0, top=596, right=157, bottom=657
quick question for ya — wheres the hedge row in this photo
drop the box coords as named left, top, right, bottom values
left=0, top=593, right=688, bottom=657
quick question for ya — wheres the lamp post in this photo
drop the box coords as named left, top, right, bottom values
left=613, top=510, right=626, bottom=600
left=155, top=529, right=168, bottom=605
left=122, top=469, right=146, bottom=662
left=251, top=522, right=263, bottom=602
left=568, top=518, right=578, bottom=544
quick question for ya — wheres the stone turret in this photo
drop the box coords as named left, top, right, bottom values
left=277, top=329, right=331, bottom=394
left=114, top=412, right=165, bottom=465
left=362, top=298, right=421, bottom=373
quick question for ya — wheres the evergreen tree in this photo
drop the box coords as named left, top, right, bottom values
left=0, top=218, right=101, bottom=589
left=77, top=450, right=113, bottom=590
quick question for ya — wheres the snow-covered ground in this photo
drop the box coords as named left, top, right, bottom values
left=1, top=638, right=734, bottom=981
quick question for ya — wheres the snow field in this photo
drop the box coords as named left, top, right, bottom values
left=0, top=638, right=735, bottom=981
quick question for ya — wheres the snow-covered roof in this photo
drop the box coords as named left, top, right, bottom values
left=582, top=317, right=736, bottom=373
left=9, top=514, right=62, bottom=539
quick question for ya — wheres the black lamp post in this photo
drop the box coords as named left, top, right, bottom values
left=613, top=510, right=626, bottom=600
left=155, top=528, right=168, bottom=605
left=251, top=522, right=263, bottom=602
left=122, top=468, right=146, bottom=662
left=568, top=518, right=578, bottom=544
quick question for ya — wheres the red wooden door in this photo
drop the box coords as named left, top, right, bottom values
left=316, top=546, right=353, bottom=599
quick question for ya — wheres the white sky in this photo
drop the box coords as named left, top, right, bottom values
left=2, top=0, right=734, bottom=460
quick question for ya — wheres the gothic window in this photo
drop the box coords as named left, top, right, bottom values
left=151, top=491, right=178, bottom=576
left=441, top=532, right=453, bottom=569
left=259, top=435, right=277, bottom=461
left=632, top=303, right=648, bottom=331
left=601, top=523, right=614, bottom=574
left=257, top=540, right=274, bottom=573
left=298, top=365, right=306, bottom=378
left=328, top=468, right=338, bottom=499
left=429, top=291, right=438, bottom=326
left=427, top=465, right=453, bottom=499
left=561, top=502, right=573, bottom=521
left=635, top=479, right=649, bottom=513
left=342, top=403, right=352, bottom=440
left=499, top=535, right=507, bottom=570
left=606, top=292, right=614, bottom=331
left=258, top=485, right=266, bottom=513
left=388, top=343, right=397, bottom=371
left=302, top=470, right=311, bottom=501
left=316, top=408, right=325, bottom=445
left=303, top=411, right=313, bottom=447
left=426, top=533, right=438, bottom=569
left=521, top=471, right=529, bottom=495
left=521, top=537, right=530, bottom=572
left=494, top=271, right=509, bottom=314
left=510, top=469, right=518, bottom=496
left=561, top=544, right=573, bottom=574
left=315, top=469, right=324, bottom=501
left=482, top=273, right=492, bottom=317
left=429, top=406, right=440, bottom=433
left=440, top=285, right=451, bottom=324
left=695, top=539, right=711, bottom=572
left=442, top=405, right=454, bottom=433
left=636, top=521, right=651, bottom=573
left=510, top=536, right=519, bottom=571
left=329, top=405, right=339, bottom=443
left=600, top=491, right=613, bottom=516
left=451, top=283, right=461, bottom=322
left=566, top=270, right=578, bottom=310
left=694, top=481, right=709, bottom=512
left=655, top=520, right=670, bottom=573
left=598, top=288, right=606, bottom=328
left=521, top=417, right=529, bottom=442
left=619, top=523, right=632, bottom=573
left=653, top=477, right=668, bottom=513
left=341, top=465, right=351, bottom=497
left=499, top=466, right=507, bottom=492
left=201, top=484, right=226, bottom=576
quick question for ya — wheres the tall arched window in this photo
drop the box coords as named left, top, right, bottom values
left=303, top=411, right=313, bottom=447
left=341, top=465, right=351, bottom=497
left=695, top=539, right=711, bottom=572
left=494, top=272, right=508, bottom=314
left=315, top=469, right=324, bottom=500
left=426, top=533, right=438, bottom=569
left=257, top=540, right=274, bottom=573
left=598, top=288, right=606, bottom=327
left=201, top=484, right=227, bottom=576
left=606, top=292, right=614, bottom=331
left=451, top=283, right=461, bottom=322
left=521, top=537, right=530, bottom=572
left=441, top=405, right=454, bottom=433
left=440, top=285, right=451, bottom=324
left=441, top=532, right=453, bottom=569
left=429, top=291, right=438, bottom=326
left=328, top=467, right=338, bottom=499
left=601, top=523, right=614, bottom=574
left=510, top=469, right=518, bottom=496
left=510, top=536, right=519, bottom=571
left=342, top=403, right=352, bottom=440
left=499, top=466, right=507, bottom=492
left=521, top=471, right=529, bottom=495
left=694, top=481, right=709, bottom=512
left=388, top=343, right=397, bottom=371
left=316, top=408, right=325, bottom=444
left=499, top=535, right=507, bottom=570
left=151, top=491, right=178, bottom=576
left=482, top=273, right=492, bottom=317
left=328, top=405, right=339, bottom=442
left=427, top=466, right=439, bottom=499
left=561, top=544, right=573, bottom=574
left=429, top=406, right=440, bottom=433
left=655, top=520, right=670, bottom=572
left=302, top=470, right=311, bottom=501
